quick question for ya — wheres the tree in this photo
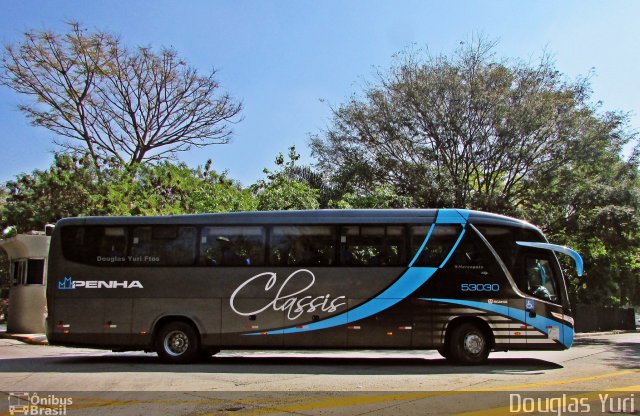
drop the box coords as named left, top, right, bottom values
left=104, top=161, right=257, bottom=215
left=310, top=39, right=640, bottom=305
left=252, top=147, right=320, bottom=211
left=0, top=155, right=257, bottom=232
left=1, top=23, right=242, bottom=171
left=331, top=185, right=415, bottom=209
left=310, top=39, right=636, bottom=213
left=524, top=145, right=640, bottom=306
left=1, top=153, right=107, bottom=231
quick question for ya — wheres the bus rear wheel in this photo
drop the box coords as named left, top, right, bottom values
left=448, top=322, right=490, bottom=365
left=155, top=321, right=201, bottom=364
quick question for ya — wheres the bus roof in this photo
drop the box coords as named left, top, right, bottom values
left=54, top=209, right=539, bottom=230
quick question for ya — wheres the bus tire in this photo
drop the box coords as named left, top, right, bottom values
left=449, top=322, right=490, bottom=365
left=155, top=321, right=201, bottom=364
left=437, top=347, right=450, bottom=360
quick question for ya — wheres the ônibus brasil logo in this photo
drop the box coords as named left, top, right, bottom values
left=57, top=276, right=143, bottom=290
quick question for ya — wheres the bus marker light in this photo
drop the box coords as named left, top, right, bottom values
left=387, top=332, right=393, bottom=336
left=295, top=325, right=306, bottom=329
left=244, top=325, right=259, bottom=330
left=515, top=332, right=521, bottom=336
left=63, top=330, right=70, bottom=334
left=398, top=326, right=412, bottom=330
left=347, top=326, right=361, bottom=330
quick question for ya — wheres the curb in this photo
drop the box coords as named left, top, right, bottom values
left=574, top=329, right=638, bottom=339
left=0, top=332, right=48, bottom=345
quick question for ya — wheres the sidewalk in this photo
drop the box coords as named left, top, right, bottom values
left=573, top=329, right=637, bottom=339
left=0, top=323, right=48, bottom=345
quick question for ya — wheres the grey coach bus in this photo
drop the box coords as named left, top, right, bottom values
left=46, top=209, right=583, bottom=364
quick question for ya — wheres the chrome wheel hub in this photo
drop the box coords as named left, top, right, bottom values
left=463, top=333, right=484, bottom=355
left=164, top=330, right=189, bottom=356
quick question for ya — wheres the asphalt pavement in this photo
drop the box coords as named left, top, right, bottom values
left=0, top=330, right=638, bottom=415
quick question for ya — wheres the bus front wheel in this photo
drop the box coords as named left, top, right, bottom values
left=448, top=322, right=490, bottom=365
left=155, top=321, right=201, bottom=364
left=437, top=347, right=450, bottom=359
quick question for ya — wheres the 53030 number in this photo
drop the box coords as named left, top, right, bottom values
left=460, top=283, right=500, bottom=292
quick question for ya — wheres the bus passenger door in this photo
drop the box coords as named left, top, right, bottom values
left=346, top=297, right=413, bottom=348
left=522, top=254, right=564, bottom=346
left=507, top=298, right=529, bottom=346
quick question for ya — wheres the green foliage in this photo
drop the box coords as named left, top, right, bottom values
left=524, top=149, right=640, bottom=306
left=252, top=146, right=320, bottom=211
left=332, top=185, right=415, bottom=209
left=2, top=35, right=638, bottom=307
left=1, top=154, right=107, bottom=231
left=255, top=181, right=320, bottom=211
left=311, top=39, right=633, bottom=214
left=103, top=162, right=256, bottom=215
left=309, top=38, right=640, bottom=305
left=0, top=154, right=257, bottom=232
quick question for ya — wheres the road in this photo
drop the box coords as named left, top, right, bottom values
left=0, top=332, right=638, bottom=415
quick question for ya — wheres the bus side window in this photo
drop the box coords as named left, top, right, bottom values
left=61, top=226, right=126, bottom=265
left=131, top=226, right=196, bottom=266
left=475, top=225, right=547, bottom=284
left=99, top=227, right=128, bottom=259
left=410, top=225, right=461, bottom=267
left=340, top=225, right=405, bottom=267
left=341, top=226, right=382, bottom=266
left=442, top=227, right=503, bottom=279
left=200, top=226, right=265, bottom=266
left=270, top=226, right=335, bottom=266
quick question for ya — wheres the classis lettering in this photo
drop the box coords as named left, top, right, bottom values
left=230, top=269, right=347, bottom=320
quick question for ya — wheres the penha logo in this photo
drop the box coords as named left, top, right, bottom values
left=57, top=276, right=143, bottom=290
left=58, top=277, right=74, bottom=290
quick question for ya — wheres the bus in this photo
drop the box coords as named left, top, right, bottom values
left=46, top=209, right=583, bottom=364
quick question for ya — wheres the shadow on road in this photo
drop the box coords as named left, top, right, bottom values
left=0, top=354, right=562, bottom=375
left=573, top=337, right=640, bottom=370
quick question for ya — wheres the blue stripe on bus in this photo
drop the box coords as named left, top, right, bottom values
left=436, top=209, right=470, bottom=224
left=246, top=267, right=438, bottom=335
left=244, top=209, right=472, bottom=336
left=408, top=224, right=435, bottom=268
left=420, top=298, right=573, bottom=348
left=439, top=228, right=465, bottom=268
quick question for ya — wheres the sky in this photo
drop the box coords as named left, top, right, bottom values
left=1, top=1, right=639, bottom=186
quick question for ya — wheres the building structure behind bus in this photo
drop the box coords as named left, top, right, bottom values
left=1, top=228, right=52, bottom=333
